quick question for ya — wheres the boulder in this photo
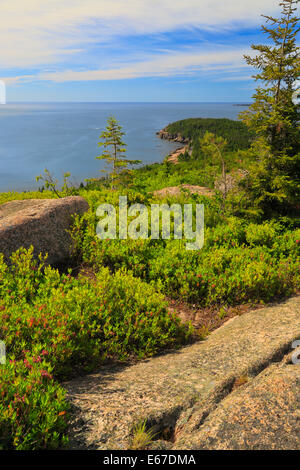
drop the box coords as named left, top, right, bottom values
left=0, top=196, right=89, bottom=265
left=153, top=185, right=214, bottom=198
left=175, top=361, right=300, bottom=450
left=65, top=295, right=300, bottom=450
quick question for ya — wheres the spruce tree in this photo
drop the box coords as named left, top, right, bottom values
left=200, top=131, right=229, bottom=210
left=239, top=0, right=300, bottom=216
left=97, top=117, right=141, bottom=188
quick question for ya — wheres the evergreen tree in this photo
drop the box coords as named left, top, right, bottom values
left=240, top=0, right=299, bottom=154
left=97, top=117, right=141, bottom=188
left=200, top=131, right=229, bottom=210
left=191, top=138, right=201, bottom=160
left=239, top=0, right=300, bottom=216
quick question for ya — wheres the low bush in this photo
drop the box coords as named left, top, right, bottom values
left=0, top=358, right=68, bottom=450
left=147, top=242, right=299, bottom=305
left=71, top=210, right=299, bottom=307
left=0, top=186, right=298, bottom=450
left=0, top=190, right=56, bottom=205
left=0, top=248, right=193, bottom=449
left=245, top=221, right=279, bottom=247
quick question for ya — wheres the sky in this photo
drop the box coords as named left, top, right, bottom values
left=0, top=0, right=290, bottom=102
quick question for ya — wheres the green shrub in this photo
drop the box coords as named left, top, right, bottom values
left=0, top=358, right=68, bottom=450
left=1, top=249, right=192, bottom=370
left=0, top=248, right=193, bottom=449
left=0, top=190, right=56, bottom=205
left=147, top=239, right=299, bottom=305
left=245, top=222, right=279, bottom=247
left=71, top=205, right=299, bottom=308
left=205, top=217, right=247, bottom=248
left=0, top=184, right=299, bottom=450
left=271, top=228, right=300, bottom=258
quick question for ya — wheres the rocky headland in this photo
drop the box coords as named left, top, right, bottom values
left=156, top=128, right=190, bottom=144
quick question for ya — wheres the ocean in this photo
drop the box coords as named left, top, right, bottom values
left=0, top=102, right=244, bottom=192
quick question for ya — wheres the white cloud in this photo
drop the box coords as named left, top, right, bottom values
left=36, top=47, right=251, bottom=82
left=213, top=74, right=253, bottom=82
left=0, top=0, right=279, bottom=68
left=1, top=75, right=36, bottom=85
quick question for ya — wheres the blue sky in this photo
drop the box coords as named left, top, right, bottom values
left=0, top=0, right=286, bottom=102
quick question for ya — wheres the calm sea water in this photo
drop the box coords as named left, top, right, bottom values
left=0, top=102, right=244, bottom=192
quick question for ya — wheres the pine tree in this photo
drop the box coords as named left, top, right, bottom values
left=240, top=0, right=299, bottom=153
left=96, top=117, right=141, bottom=188
left=200, top=131, right=229, bottom=210
left=239, top=0, right=300, bottom=216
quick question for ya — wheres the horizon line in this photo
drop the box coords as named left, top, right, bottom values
left=2, top=100, right=252, bottom=104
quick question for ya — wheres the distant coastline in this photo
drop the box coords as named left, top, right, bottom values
left=0, top=102, right=246, bottom=192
